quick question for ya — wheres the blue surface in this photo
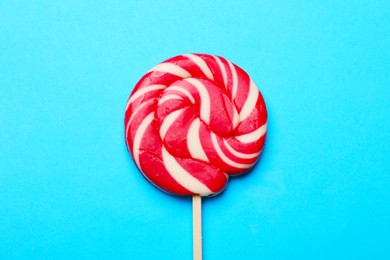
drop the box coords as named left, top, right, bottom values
left=1, top=1, right=389, bottom=259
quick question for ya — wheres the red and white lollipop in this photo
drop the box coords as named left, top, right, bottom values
left=125, top=54, right=267, bottom=259
left=125, top=53, right=267, bottom=197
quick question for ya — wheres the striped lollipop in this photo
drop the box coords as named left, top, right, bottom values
left=125, top=54, right=267, bottom=197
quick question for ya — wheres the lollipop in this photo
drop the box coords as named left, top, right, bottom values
left=124, top=54, right=267, bottom=259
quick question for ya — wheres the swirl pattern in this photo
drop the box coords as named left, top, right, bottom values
left=125, top=54, right=267, bottom=196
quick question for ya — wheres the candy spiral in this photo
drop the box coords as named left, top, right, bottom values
left=125, top=54, right=267, bottom=196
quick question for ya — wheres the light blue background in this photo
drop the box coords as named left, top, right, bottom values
left=1, top=1, right=389, bottom=259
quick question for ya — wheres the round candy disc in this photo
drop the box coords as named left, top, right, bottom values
left=125, top=54, right=267, bottom=196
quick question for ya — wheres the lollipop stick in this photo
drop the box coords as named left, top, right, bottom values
left=193, top=195, right=202, bottom=260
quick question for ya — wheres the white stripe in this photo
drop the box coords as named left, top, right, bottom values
left=159, top=109, right=183, bottom=139
left=184, top=54, right=214, bottom=80
left=214, top=56, right=227, bottom=88
left=211, top=133, right=253, bottom=169
left=186, top=78, right=211, bottom=124
left=223, top=139, right=260, bottom=159
left=187, top=118, right=209, bottom=162
left=126, top=84, right=165, bottom=109
left=162, top=147, right=211, bottom=195
left=235, top=123, right=267, bottom=143
left=149, top=63, right=192, bottom=78
left=228, top=61, right=238, bottom=99
left=125, top=101, right=149, bottom=142
left=168, top=86, right=195, bottom=103
left=232, top=106, right=239, bottom=129
left=239, top=79, right=259, bottom=122
left=132, top=113, right=154, bottom=169
left=158, top=94, right=183, bottom=105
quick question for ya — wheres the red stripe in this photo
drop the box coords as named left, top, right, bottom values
left=160, top=106, right=196, bottom=159
left=139, top=151, right=192, bottom=196
left=197, top=122, right=244, bottom=174
left=177, top=157, right=228, bottom=194
left=232, top=66, right=251, bottom=112
left=125, top=99, right=156, bottom=151
left=137, top=120, right=192, bottom=195
left=234, top=95, right=268, bottom=135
